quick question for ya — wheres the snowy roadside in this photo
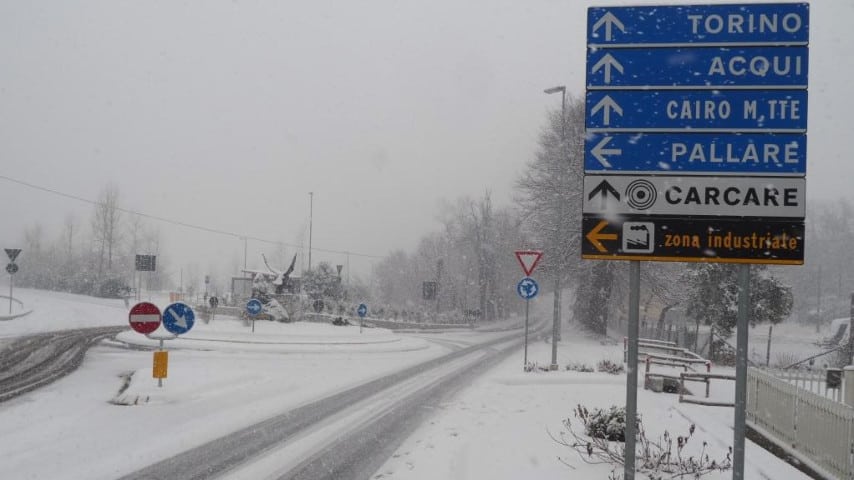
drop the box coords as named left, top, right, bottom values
left=374, top=331, right=810, bottom=480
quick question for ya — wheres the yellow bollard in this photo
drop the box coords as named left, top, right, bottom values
left=153, top=350, right=168, bottom=380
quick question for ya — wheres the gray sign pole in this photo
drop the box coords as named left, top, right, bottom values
left=624, top=260, right=641, bottom=479
left=8, top=271, right=13, bottom=314
left=524, top=298, right=529, bottom=369
left=849, top=293, right=854, bottom=365
left=733, top=263, right=751, bottom=480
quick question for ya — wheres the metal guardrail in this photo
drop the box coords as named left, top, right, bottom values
left=679, top=372, right=735, bottom=407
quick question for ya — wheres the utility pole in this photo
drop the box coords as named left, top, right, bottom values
left=544, top=85, right=566, bottom=370
left=436, top=259, right=443, bottom=314
left=308, top=192, right=314, bottom=271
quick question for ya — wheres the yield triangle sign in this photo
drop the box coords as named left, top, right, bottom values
left=4, top=249, right=21, bottom=262
left=515, top=250, right=543, bottom=277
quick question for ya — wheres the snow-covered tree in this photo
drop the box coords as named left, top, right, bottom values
left=684, top=263, right=792, bottom=337
left=303, top=262, right=344, bottom=300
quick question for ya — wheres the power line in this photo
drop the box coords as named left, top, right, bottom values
left=0, top=174, right=383, bottom=259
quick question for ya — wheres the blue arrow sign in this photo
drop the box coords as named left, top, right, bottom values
left=162, top=302, right=195, bottom=335
left=588, top=4, right=809, bottom=47
left=246, top=298, right=263, bottom=316
left=586, top=47, right=808, bottom=89
left=586, top=90, right=807, bottom=132
left=357, top=303, right=368, bottom=318
left=584, top=133, right=806, bottom=175
left=516, top=278, right=539, bottom=300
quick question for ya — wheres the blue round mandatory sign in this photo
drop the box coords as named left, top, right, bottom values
left=162, top=302, right=196, bottom=335
left=246, top=298, right=263, bottom=316
left=516, top=277, right=539, bottom=300
left=357, top=303, right=368, bottom=318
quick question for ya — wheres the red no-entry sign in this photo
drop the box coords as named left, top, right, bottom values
left=129, top=302, right=162, bottom=334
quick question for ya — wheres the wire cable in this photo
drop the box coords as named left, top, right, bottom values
left=0, top=174, right=382, bottom=259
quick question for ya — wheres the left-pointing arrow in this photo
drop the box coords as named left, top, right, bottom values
left=591, top=95, right=622, bottom=126
left=585, top=220, right=618, bottom=253
left=592, top=53, right=624, bottom=84
left=591, top=136, right=621, bottom=168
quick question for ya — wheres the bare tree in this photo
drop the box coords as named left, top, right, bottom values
left=91, top=185, right=122, bottom=278
left=516, top=95, right=590, bottom=332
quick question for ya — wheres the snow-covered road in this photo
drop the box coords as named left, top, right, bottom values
left=0, top=288, right=812, bottom=479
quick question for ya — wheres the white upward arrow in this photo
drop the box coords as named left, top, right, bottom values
left=591, top=95, right=623, bottom=126
left=592, top=53, right=624, bottom=84
left=591, top=136, right=621, bottom=168
left=168, top=307, right=188, bottom=328
left=592, top=11, right=626, bottom=42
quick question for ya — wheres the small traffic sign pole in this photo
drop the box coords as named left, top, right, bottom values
left=516, top=277, right=539, bottom=371
left=524, top=297, right=529, bottom=369
left=515, top=252, right=542, bottom=370
left=246, top=298, right=263, bottom=333
left=8, top=265, right=13, bottom=315
left=357, top=303, right=368, bottom=334
left=5, top=249, right=20, bottom=315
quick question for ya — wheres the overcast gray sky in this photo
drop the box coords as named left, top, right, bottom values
left=1, top=0, right=850, bottom=282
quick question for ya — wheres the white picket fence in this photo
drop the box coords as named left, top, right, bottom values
left=747, top=367, right=854, bottom=480
left=765, top=367, right=843, bottom=402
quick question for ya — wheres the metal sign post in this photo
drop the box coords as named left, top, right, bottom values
left=8, top=266, right=13, bottom=314
left=733, top=264, right=751, bottom=479
left=516, top=277, right=539, bottom=370
left=4, top=249, right=21, bottom=315
left=624, top=261, right=640, bottom=480
left=357, top=303, right=368, bottom=334
left=246, top=298, right=262, bottom=333
left=515, top=251, right=543, bottom=371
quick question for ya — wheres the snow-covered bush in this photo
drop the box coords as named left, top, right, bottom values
left=578, top=405, right=629, bottom=442
left=551, top=404, right=732, bottom=479
left=596, top=359, right=624, bottom=375
left=566, top=362, right=595, bottom=373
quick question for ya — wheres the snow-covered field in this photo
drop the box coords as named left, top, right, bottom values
left=0, top=288, right=812, bottom=479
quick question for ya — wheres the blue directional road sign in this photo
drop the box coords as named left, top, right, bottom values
left=516, top=278, right=539, bottom=300
left=246, top=298, right=263, bottom=316
left=587, top=3, right=809, bottom=47
left=357, top=303, right=368, bottom=318
left=586, top=90, right=807, bottom=132
left=586, top=47, right=808, bottom=89
left=162, top=302, right=196, bottom=335
left=584, top=133, right=806, bottom=176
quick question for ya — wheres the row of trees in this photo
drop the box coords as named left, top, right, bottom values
left=371, top=193, right=526, bottom=320
left=13, top=186, right=168, bottom=297
left=370, top=93, right=799, bottom=339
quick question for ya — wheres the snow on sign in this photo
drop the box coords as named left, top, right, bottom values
left=587, top=3, right=809, bottom=47
left=586, top=46, right=809, bottom=89
left=585, top=90, right=808, bottom=132
left=129, top=302, right=162, bottom=335
left=583, top=133, right=806, bottom=176
left=582, top=175, right=805, bottom=218
left=514, top=250, right=543, bottom=277
left=582, top=2, right=808, bottom=265
left=516, top=277, right=539, bottom=300
left=162, top=302, right=195, bottom=335
left=581, top=215, right=804, bottom=264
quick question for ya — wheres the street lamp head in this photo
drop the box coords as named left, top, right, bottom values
left=544, top=86, right=566, bottom=95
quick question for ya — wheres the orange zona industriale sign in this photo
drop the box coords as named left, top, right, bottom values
left=581, top=215, right=804, bottom=265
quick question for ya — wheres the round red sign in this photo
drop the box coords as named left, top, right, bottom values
left=128, top=302, right=162, bottom=334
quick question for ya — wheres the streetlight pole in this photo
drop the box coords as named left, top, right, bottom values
left=544, top=85, right=566, bottom=371
left=308, top=192, right=314, bottom=271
